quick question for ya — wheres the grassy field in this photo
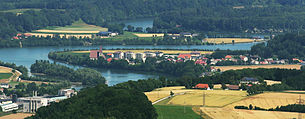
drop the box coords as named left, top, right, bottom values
left=0, top=73, right=13, bottom=80
left=204, top=38, right=258, bottom=44
left=154, top=105, right=202, bottom=119
left=29, top=19, right=107, bottom=38
left=213, top=64, right=302, bottom=71
left=72, top=50, right=213, bottom=55
left=200, top=92, right=305, bottom=119
left=167, top=90, right=247, bottom=107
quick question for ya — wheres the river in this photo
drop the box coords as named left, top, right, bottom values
left=0, top=43, right=259, bottom=85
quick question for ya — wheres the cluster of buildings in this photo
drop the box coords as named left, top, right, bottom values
left=194, top=77, right=260, bottom=90
left=0, top=89, right=76, bottom=113
left=209, top=55, right=292, bottom=66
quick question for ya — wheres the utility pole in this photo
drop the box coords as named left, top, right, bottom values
left=296, top=95, right=304, bottom=119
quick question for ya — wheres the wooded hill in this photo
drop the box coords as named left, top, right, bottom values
left=1, top=0, right=305, bottom=40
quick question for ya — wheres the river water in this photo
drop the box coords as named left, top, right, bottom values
left=0, top=18, right=264, bottom=86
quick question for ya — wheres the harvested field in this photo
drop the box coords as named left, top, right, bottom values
left=72, top=50, right=213, bottom=55
left=0, top=113, right=33, bottom=119
left=201, top=106, right=301, bottom=119
left=229, top=92, right=305, bottom=109
left=205, top=38, right=258, bottom=44
left=200, top=92, right=305, bottom=119
left=133, top=33, right=164, bottom=37
left=167, top=90, right=247, bottom=107
left=264, top=80, right=281, bottom=85
left=34, top=30, right=99, bottom=34
left=213, top=64, right=302, bottom=72
left=145, top=86, right=190, bottom=102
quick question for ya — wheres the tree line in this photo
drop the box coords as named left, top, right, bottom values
left=235, top=104, right=305, bottom=113
left=30, top=60, right=106, bottom=86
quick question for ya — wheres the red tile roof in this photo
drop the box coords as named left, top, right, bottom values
left=107, top=58, right=112, bottom=62
left=178, top=54, right=191, bottom=59
left=225, top=55, right=232, bottom=59
left=89, top=50, right=99, bottom=59
left=227, top=85, right=239, bottom=90
left=194, top=84, right=209, bottom=89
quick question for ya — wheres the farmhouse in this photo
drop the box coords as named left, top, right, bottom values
left=89, top=46, right=105, bottom=60
left=240, top=77, right=259, bottom=84
left=178, top=54, right=191, bottom=60
left=194, top=84, right=210, bottom=90
left=227, top=85, right=240, bottom=90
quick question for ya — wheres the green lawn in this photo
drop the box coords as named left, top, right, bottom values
left=0, top=73, right=13, bottom=79
left=41, top=19, right=107, bottom=31
left=154, top=105, right=202, bottom=119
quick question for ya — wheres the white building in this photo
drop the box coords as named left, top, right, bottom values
left=58, top=89, right=76, bottom=98
left=144, top=51, right=156, bottom=58
left=124, top=52, right=136, bottom=60
left=0, top=103, right=18, bottom=112
left=0, top=83, right=9, bottom=88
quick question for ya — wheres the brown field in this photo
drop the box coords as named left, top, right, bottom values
left=201, top=106, right=301, bottom=119
left=0, top=66, right=12, bottom=73
left=264, top=80, right=281, bottom=85
left=167, top=90, right=247, bottom=107
left=213, top=64, right=302, bottom=72
left=35, top=30, right=99, bottom=34
left=204, top=38, right=258, bottom=44
left=0, top=113, right=33, bottom=119
left=144, top=86, right=191, bottom=102
left=133, top=33, right=164, bottom=37
left=200, top=92, right=305, bottom=119
left=72, top=50, right=213, bottom=55
left=20, top=80, right=52, bottom=84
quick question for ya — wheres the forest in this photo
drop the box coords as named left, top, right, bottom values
left=30, top=60, right=106, bottom=86
left=26, top=84, right=157, bottom=119
left=235, top=104, right=305, bottom=113
left=1, top=0, right=305, bottom=41
left=251, top=33, right=305, bottom=59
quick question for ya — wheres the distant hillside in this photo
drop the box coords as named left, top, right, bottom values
left=1, top=0, right=305, bottom=39
left=27, top=85, right=157, bottom=119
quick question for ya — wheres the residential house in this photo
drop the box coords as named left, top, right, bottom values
left=194, top=84, right=210, bottom=90
left=227, top=85, right=240, bottom=90
left=240, top=77, right=259, bottom=84
left=58, top=89, right=76, bottom=98
left=89, top=50, right=99, bottom=60
left=0, top=83, right=9, bottom=89
left=180, top=32, right=192, bottom=37
left=155, top=52, right=164, bottom=57
left=113, top=51, right=124, bottom=59
left=240, top=55, right=248, bottom=62
left=144, top=51, right=156, bottom=58
left=178, top=54, right=191, bottom=60
left=124, top=51, right=135, bottom=60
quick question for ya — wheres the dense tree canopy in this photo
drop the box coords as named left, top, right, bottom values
left=27, top=85, right=157, bottom=119
left=31, top=60, right=106, bottom=86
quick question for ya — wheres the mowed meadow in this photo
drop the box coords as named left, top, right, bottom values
left=28, top=20, right=107, bottom=38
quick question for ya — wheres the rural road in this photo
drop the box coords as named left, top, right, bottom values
left=152, top=92, right=186, bottom=105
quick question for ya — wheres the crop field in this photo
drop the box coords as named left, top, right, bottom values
left=154, top=105, right=201, bottom=119
left=72, top=50, right=213, bottom=55
left=167, top=90, right=247, bottom=107
left=0, top=113, right=33, bottom=119
left=201, top=106, right=301, bottom=119
left=264, top=80, right=281, bottom=85
left=29, top=33, right=94, bottom=38
left=213, top=64, right=302, bottom=72
left=133, top=33, right=164, bottom=37
left=200, top=92, right=305, bottom=119
left=204, top=38, right=257, bottom=44
left=145, top=86, right=190, bottom=102
left=229, top=92, right=305, bottom=108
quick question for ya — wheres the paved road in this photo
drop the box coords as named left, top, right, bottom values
left=152, top=92, right=186, bottom=105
